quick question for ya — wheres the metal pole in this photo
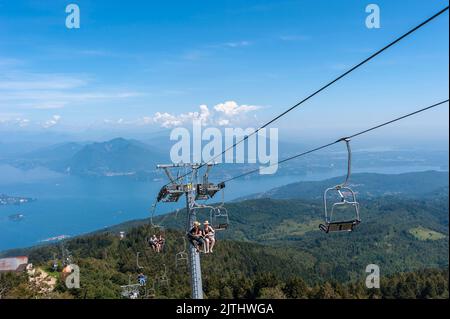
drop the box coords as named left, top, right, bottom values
left=186, top=191, right=203, bottom=299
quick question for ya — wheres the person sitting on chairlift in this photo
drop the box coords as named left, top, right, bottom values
left=187, top=221, right=204, bottom=253
left=203, top=220, right=215, bottom=254
left=157, top=234, right=165, bottom=252
left=138, top=273, right=147, bottom=286
left=149, top=235, right=158, bottom=252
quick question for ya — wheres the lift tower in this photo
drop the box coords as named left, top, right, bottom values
left=156, top=163, right=224, bottom=299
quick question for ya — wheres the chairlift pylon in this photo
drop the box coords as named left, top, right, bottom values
left=320, top=138, right=361, bottom=233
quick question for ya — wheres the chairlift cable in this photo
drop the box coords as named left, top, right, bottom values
left=156, top=6, right=449, bottom=189
left=222, top=99, right=449, bottom=183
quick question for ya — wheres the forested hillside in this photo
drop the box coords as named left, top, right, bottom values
left=0, top=226, right=448, bottom=299
left=240, top=171, right=449, bottom=201
left=1, top=190, right=447, bottom=299
left=152, top=195, right=449, bottom=282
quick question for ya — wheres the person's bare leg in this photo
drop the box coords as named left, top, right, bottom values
left=210, top=238, right=215, bottom=253
left=204, top=238, right=209, bottom=253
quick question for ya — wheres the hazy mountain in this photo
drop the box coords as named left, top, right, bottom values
left=1, top=142, right=85, bottom=170
left=58, top=138, right=168, bottom=177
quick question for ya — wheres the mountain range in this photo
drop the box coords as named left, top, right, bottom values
left=3, top=138, right=168, bottom=177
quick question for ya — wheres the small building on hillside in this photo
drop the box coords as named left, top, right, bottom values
left=0, top=256, right=29, bottom=273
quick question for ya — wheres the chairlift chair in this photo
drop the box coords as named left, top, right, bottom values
left=146, top=281, right=156, bottom=299
left=137, top=273, right=148, bottom=286
left=51, top=253, right=59, bottom=272
left=157, top=184, right=184, bottom=202
left=319, top=138, right=361, bottom=233
left=136, top=252, right=144, bottom=270
left=155, top=264, right=170, bottom=288
left=175, top=237, right=189, bottom=268
left=120, top=275, right=141, bottom=299
left=120, top=284, right=141, bottom=299
left=210, top=207, right=229, bottom=231
left=195, top=165, right=225, bottom=200
left=211, top=185, right=229, bottom=231
left=157, top=166, right=185, bottom=202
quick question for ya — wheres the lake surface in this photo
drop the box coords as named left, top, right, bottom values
left=0, top=164, right=446, bottom=251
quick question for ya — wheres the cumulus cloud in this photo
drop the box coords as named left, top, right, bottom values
left=214, top=101, right=259, bottom=116
left=42, top=115, right=61, bottom=129
left=151, top=101, right=260, bottom=128
left=16, top=118, right=30, bottom=128
left=0, top=117, right=31, bottom=128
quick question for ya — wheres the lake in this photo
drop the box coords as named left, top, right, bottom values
left=0, top=163, right=446, bottom=251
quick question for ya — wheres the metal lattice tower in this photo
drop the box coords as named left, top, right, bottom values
left=156, top=163, right=223, bottom=299
left=186, top=186, right=203, bottom=299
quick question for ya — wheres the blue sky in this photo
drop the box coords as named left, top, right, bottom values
left=0, top=0, right=448, bottom=146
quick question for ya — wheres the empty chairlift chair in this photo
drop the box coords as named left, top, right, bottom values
left=319, top=138, right=361, bottom=233
left=210, top=184, right=229, bottom=231
left=210, top=207, right=229, bottom=231
left=175, top=237, right=189, bottom=268
left=195, top=166, right=225, bottom=201
left=156, top=165, right=186, bottom=203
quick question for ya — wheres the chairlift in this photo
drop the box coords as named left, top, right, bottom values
left=210, top=186, right=229, bottom=231
left=319, top=138, right=361, bottom=233
left=157, top=167, right=185, bottom=202
left=147, top=281, right=156, bottom=298
left=120, top=275, right=141, bottom=299
left=149, top=204, right=166, bottom=233
left=136, top=252, right=144, bottom=270
left=175, top=237, right=189, bottom=268
left=148, top=203, right=167, bottom=253
left=155, top=264, right=169, bottom=288
left=210, top=207, right=230, bottom=231
left=61, top=245, right=73, bottom=266
left=137, top=273, right=147, bottom=286
left=51, top=253, right=58, bottom=272
left=195, top=165, right=225, bottom=200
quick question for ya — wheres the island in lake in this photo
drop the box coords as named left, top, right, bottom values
left=8, top=213, right=25, bottom=221
left=0, top=194, right=35, bottom=206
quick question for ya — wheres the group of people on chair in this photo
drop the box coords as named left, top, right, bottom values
left=187, top=220, right=216, bottom=254
left=149, top=234, right=165, bottom=253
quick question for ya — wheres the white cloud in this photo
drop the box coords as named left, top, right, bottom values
left=0, top=117, right=31, bottom=128
left=214, top=101, right=259, bottom=116
left=151, top=101, right=260, bottom=128
left=17, top=118, right=30, bottom=128
left=42, top=115, right=61, bottom=129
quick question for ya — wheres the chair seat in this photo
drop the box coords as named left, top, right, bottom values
left=214, top=223, right=229, bottom=231
left=319, top=220, right=360, bottom=233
